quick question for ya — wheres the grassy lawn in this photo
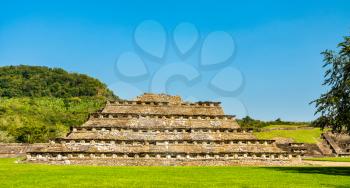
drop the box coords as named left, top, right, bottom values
left=0, top=158, right=350, bottom=188
left=254, top=127, right=323, bottom=143
left=304, top=157, right=350, bottom=162
left=262, top=124, right=310, bottom=129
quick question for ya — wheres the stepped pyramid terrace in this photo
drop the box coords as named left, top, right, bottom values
left=26, top=93, right=304, bottom=166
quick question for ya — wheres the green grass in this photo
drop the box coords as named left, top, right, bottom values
left=0, top=158, right=350, bottom=188
left=304, top=157, right=350, bottom=162
left=254, top=128, right=323, bottom=143
left=262, top=124, right=310, bottom=129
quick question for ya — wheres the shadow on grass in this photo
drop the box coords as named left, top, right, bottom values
left=266, top=167, right=350, bottom=176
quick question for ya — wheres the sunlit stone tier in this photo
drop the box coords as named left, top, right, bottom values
left=28, top=144, right=285, bottom=153
left=64, top=131, right=256, bottom=140
left=102, top=103, right=224, bottom=116
left=102, top=93, right=224, bottom=115
left=56, top=139, right=275, bottom=145
left=84, top=114, right=239, bottom=129
left=27, top=152, right=297, bottom=163
left=71, top=126, right=249, bottom=132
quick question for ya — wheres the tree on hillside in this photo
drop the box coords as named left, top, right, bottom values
left=0, top=65, right=117, bottom=99
left=237, top=116, right=268, bottom=130
left=312, top=34, right=350, bottom=133
left=0, top=65, right=120, bottom=143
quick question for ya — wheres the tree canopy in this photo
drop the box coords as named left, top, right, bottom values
left=312, top=35, right=350, bottom=133
left=0, top=65, right=116, bottom=99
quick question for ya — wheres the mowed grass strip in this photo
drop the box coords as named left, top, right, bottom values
left=254, top=127, right=323, bottom=143
left=304, top=157, right=350, bottom=162
left=262, top=124, right=311, bottom=129
left=0, top=158, right=350, bottom=188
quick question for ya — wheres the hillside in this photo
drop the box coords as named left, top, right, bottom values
left=0, top=65, right=115, bottom=99
left=0, top=65, right=118, bottom=143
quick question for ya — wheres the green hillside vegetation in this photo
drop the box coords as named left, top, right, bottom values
left=0, top=158, right=349, bottom=188
left=238, top=116, right=311, bottom=130
left=0, top=65, right=118, bottom=143
left=0, top=65, right=115, bottom=98
left=0, top=97, right=105, bottom=143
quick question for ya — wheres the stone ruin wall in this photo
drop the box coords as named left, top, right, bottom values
left=134, top=93, right=183, bottom=104
left=0, top=143, right=48, bottom=158
left=102, top=101, right=224, bottom=115
left=25, top=93, right=305, bottom=166
left=84, top=114, right=240, bottom=129
left=322, top=132, right=350, bottom=156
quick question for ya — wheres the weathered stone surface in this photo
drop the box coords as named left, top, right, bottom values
left=29, top=143, right=285, bottom=153
left=64, top=131, right=256, bottom=140
left=83, top=115, right=239, bottom=129
left=26, top=158, right=302, bottom=166
left=322, top=132, right=350, bottom=156
left=0, top=143, right=48, bottom=158
left=136, top=93, right=183, bottom=104
left=103, top=93, right=224, bottom=115
left=102, top=103, right=224, bottom=116
left=26, top=93, right=303, bottom=166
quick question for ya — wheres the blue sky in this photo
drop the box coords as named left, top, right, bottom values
left=1, top=0, right=350, bottom=121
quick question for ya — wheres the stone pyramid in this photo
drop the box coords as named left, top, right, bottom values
left=26, top=93, right=302, bottom=166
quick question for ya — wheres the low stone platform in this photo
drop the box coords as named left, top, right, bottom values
left=26, top=157, right=302, bottom=166
left=0, top=143, right=48, bottom=158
